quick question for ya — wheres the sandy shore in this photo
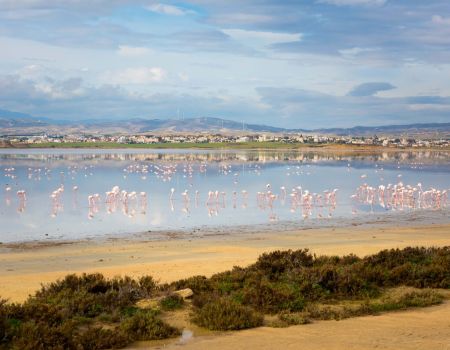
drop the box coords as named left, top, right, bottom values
left=148, top=301, right=450, bottom=350
left=1, top=222, right=449, bottom=350
left=1, top=223, right=449, bottom=303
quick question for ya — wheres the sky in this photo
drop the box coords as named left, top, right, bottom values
left=0, top=0, right=449, bottom=128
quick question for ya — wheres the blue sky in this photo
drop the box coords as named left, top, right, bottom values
left=0, top=0, right=449, bottom=128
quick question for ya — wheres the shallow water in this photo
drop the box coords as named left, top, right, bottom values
left=1, top=149, right=449, bottom=243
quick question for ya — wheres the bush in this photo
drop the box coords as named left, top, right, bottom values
left=169, top=275, right=211, bottom=294
left=139, top=276, right=157, bottom=296
left=192, top=297, right=264, bottom=331
left=11, top=320, right=76, bottom=350
left=73, top=326, right=130, bottom=349
left=241, top=276, right=305, bottom=313
left=1, top=246, right=449, bottom=349
left=160, top=294, right=184, bottom=311
left=0, top=298, right=20, bottom=346
left=0, top=274, right=179, bottom=349
left=303, top=289, right=444, bottom=321
left=120, top=310, right=180, bottom=340
left=253, top=249, right=313, bottom=278
left=278, top=312, right=311, bottom=325
left=370, top=289, right=443, bottom=313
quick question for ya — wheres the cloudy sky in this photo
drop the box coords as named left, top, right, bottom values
left=0, top=0, right=449, bottom=128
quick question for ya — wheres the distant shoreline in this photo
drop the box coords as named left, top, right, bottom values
left=1, top=141, right=450, bottom=152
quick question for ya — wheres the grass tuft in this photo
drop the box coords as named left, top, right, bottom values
left=160, top=294, right=185, bottom=311
left=192, top=297, right=264, bottom=331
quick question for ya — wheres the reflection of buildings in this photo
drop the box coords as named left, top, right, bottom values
left=0, top=150, right=450, bottom=179
left=1, top=150, right=449, bottom=171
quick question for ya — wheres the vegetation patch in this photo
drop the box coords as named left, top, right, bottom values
left=192, top=297, right=264, bottom=331
left=278, top=312, right=311, bottom=326
left=0, top=246, right=449, bottom=348
left=120, top=309, right=180, bottom=340
left=159, top=294, right=185, bottom=311
left=0, top=274, right=178, bottom=349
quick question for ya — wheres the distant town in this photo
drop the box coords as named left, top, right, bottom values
left=1, top=132, right=449, bottom=148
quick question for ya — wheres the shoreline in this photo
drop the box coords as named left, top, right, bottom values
left=1, top=221, right=449, bottom=303
left=1, top=143, right=450, bottom=152
left=1, top=208, right=449, bottom=247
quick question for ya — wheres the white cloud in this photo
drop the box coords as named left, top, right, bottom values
left=431, top=15, right=450, bottom=25
left=34, top=77, right=84, bottom=99
left=408, top=104, right=450, bottom=112
left=211, top=13, right=274, bottom=25
left=339, top=47, right=379, bottom=58
left=117, top=45, right=152, bottom=57
left=17, top=64, right=43, bottom=79
left=178, top=72, right=189, bottom=82
left=146, top=3, right=191, bottom=16
left=109, top=67, right=166, bottom=84
left=222, top=29, right=302, bottom=45
left=317, top=0, right=386, bottom=6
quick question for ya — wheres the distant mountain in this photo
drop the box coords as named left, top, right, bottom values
left=0, top=109, right=69, bottom=128
left=0, top=108, right=449, bottom=138
left=0, top=109, right=48, bottom=128
left=0, top=111, right=295, bottom=135
left=316, top=123, right=450, bottom=136
left=86, top=117, right=292, bottom=133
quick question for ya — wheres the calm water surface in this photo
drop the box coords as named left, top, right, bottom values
left=1, top=149, right=449, bottom=243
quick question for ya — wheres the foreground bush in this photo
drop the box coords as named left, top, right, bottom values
left=0, top=274, right=176, bottom=350
left=303, top=288, right=444, bottom=321
left=0, top=246, right=448, bottom=348
left=120, top=310, right=180, bottom=340
left=192, top=297, right=264, bottom=330
left=207, top=246, right=450, bottom=311
left=160, top=294, right=184, bottom=311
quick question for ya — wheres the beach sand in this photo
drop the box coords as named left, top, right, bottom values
left=147, top=300, right=450, bottom=350
left=1, top=223, right=449, bottom=349
left=1, top=223, right=449, bottom=303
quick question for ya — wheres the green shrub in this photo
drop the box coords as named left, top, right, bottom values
left=303, top=289, right=444, bottom=321
left=278, top=312, right=311, bottom=325
left=1, top=246, right=449, bottom=349
left=120, top=310, right=180, bottom=340
left=370, top=289, right=443, bottom=313
left=192, top=297, right=264, bottom=331
left=160, top=294, right=184, bottom=311
left=139, top=276, right=157, bottom=296
left=73, top=326, right=130, bottom=349
left=253, top=249, right=313, bottom=278
left=241, top=277, right=305, bottom=313
left=169, top=275, right=212, bottom=294
left=1, top=299, right=20, bottom=346
left=11, top=320, right=76, bottom=350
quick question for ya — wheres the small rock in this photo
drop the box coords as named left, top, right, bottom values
left=174, top=288, right=194, bottom=299
left=136, top=299, right=159, bottom=309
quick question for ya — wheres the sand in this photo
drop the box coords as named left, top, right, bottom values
left=1, top=223, right=449, bottom=303
left=149, top=301, right=450, bottom=350
left=1, top=223, right=449, bottom=350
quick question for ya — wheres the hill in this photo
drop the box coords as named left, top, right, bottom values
left=0, top=109, right=449, bottom=138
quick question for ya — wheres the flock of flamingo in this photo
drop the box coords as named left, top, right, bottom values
left=2, top=161, right=449, bottom=226
left=352, top=182, right=448, bottom=211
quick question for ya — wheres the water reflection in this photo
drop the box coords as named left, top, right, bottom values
left=353, top=182, right=447, bottom=212
left=1, top=149, right=450, bottom=167
left=0, top=149, right=449, bottom=243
